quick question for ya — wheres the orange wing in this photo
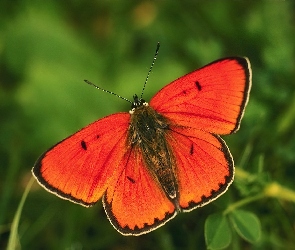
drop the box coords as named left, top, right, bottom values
left=103, top=146, right=177, bottom=236
left=168, top=126, right=234, bottom=211
left=150, top=57, right=251, bottom=135
left=32, top=113, right=130, bottom=206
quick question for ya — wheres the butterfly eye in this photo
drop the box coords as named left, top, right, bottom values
left=129, top=108, right=135, bottom=115
left=131, top=94, right=146, bottom=109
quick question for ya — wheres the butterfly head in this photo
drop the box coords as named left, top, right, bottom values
left=129, top=94, right=148, bottom=114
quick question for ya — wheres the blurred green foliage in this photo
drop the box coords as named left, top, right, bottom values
left=1, top=1, right=295, bottom=249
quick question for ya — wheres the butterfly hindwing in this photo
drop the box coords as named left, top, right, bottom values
left=167, top=126, right=234, bottom=211
left=150, top=57, right=251, bottom=135
left=32, top=113, right=130, bottom=206
left=103, top=145, right=177, bottom=236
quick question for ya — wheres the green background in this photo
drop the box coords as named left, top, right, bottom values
left=1, top=1, right=295, bottom=249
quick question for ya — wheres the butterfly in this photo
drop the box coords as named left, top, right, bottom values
left=32, top=48, right=251, bottom=236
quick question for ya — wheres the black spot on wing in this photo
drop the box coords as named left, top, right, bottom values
left=81, top=140, right=87, bottom=150
left=127, top=176, right=135, bottom=184
left=195, top=81, right=202, bottom=91
left=190, top=144, right=194, bottom=155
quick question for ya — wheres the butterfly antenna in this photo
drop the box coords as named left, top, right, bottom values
left=140, top=42, right=160, bottom=100
left=84, top=80, right=132, bottom=104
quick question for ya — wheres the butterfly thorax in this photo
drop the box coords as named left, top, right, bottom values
left=128, top=100, right=178, bottom=201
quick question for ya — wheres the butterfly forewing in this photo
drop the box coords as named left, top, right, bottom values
left=33, top=113, right=130, bottom=206
left=150, top=57, right=251, bottom=135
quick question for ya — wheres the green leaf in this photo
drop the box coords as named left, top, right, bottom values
left=230, top=210, right=261, bottom=243
left=205, top=213, right=232, bottom=250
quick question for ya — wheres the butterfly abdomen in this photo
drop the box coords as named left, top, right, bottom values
left=128, top=105, right=178, bottom=200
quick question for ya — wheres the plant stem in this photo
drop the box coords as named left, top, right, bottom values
left=223, top=193, right=264, bottom=215
left=223, top=180, right=295, bottom=215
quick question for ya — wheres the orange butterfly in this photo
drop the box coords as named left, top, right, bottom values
left=32, top=48, right=251, bottom=236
